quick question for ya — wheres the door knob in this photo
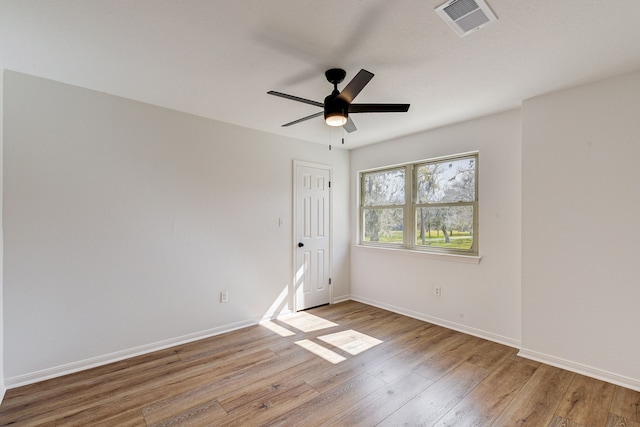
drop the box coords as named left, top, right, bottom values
left=298, top=242, right=304, bottom=247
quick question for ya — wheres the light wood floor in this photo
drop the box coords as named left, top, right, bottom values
left=1, top=301, right=639, bottom=426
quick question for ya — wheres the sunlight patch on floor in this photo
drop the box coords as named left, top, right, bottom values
left=260, top=320, right=296, bottom=337
left=295, top=339, right=346, bottom=364
left=279, top=311, right=338, bottom=332
left=318, top=329, right=383, bottom=355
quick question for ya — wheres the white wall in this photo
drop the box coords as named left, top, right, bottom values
left=521, top=70, right=640, bottom=389
left=3, top=71, right=350, bottom=385
left=350, top=109, right=522, bottom=346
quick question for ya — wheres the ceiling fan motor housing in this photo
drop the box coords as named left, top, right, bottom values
left=324, top=91, right=348, bottom=126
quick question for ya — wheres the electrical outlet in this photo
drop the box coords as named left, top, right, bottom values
left=220, top=290, right=229, bottom=303
left=434, top=286, right=442, bottom=297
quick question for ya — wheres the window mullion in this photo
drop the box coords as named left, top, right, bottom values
left=404, top=164, right=413, bottom=249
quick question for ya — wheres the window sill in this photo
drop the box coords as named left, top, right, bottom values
left=353, top=244, right=482, bottom=264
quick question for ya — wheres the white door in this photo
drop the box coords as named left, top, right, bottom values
left=294, top=162, right=331, bottom=311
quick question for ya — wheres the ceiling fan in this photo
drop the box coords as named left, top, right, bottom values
left=267, top=68, right=410, bottom=133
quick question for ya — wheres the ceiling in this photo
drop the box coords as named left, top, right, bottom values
left=1, top=0, right=640, bottom=149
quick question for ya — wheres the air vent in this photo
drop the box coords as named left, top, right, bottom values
left=435, top=0, right=497, bottom=37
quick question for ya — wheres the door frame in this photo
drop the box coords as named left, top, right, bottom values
left=292, top=160, right=333, bottom=312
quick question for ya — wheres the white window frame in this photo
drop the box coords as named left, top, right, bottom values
left=359, top=152, right=479, bottom=257
left=359, top=165, right=408, bottom=249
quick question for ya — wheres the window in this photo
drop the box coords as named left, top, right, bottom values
left=361, top=167, right=406, bottom=244
left=360, top=153, right=478, bottom=256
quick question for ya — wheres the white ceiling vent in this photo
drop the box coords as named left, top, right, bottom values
left=435, top=0, right=497, bottom=37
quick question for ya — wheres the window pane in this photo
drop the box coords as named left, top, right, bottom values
left=416, top=157, right=475, bottom=204
left=362, top=208, right=403, bottom=243
left=363, top=168, right=405, bottom=206
left=415, top=206, right=474, bottom=250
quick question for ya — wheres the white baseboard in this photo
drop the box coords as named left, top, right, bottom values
left=518, top=348, right=640, bottom=392
left=4, top=318, right=258, bottom=389
left=350, top=294, right=520, bottom=348
left=0, top=383, right=6, bottom=405
left=331, top=294, right=352, bottom=304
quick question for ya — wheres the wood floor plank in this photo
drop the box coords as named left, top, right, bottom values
left=432, top=358, right=537, bottom=426
left=378, top=361, right=490, bottom=427
left=555, top=374, right=617, bottom=427
left=263, top=373, right=386, bottom=427
left=147, top=399, right=227, bottom=427
left=230, top=332, right=293, bottom=359
left=52, top=406, right=148, bottom=427
left=465, top=339, right=516, bottom=370
left=353, top=312, right=421, bottom=337
left=366, top=325, right=459, bottom=384
left=492, top=363, right=575, bottom=426
left=215, top=356, right=326, bottom=413
left=210, top=382, right=319, bottom=427
left=218, top=378, right=309, bottom=414
left=89, top=409, right=147, bottom=427
left=175, top=325, right=276, bottom=362
left=610, top=385, right=640, bottom=422
left=548, top=415, right=584, bottom=427
left=411, top=330, right=485, bottom=382
left=319, top=371, right=432, bottom=426
left=141, top=379, right=230, bottom=425
left=124, top=347, right=184, bottom=367
left=605, top=413, right=640, bottom=427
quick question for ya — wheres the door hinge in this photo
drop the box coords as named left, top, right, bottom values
left=329, top=181, right=331, bottom=188
left=329, top=278, right=332, bottom=285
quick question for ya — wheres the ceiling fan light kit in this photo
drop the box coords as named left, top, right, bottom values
left=268, top=68, right=410, bottom=134
left=325, top=111, right=348, bottom=127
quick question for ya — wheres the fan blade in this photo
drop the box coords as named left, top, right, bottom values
left=281, top=111, right=324, bottom=127
left=349, top=103, right=410, bottom=113
left=267, top=91, right=324, bottom=108
left=337, top=69, right=374, bottom=103
left=343, top=117, right=357, bottom=133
